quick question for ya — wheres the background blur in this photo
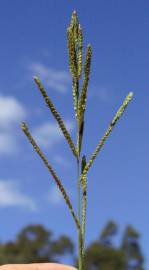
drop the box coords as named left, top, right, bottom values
left=0, top=0, right=148, bottom=269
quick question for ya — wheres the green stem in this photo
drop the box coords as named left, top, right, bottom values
left=81, top=174, right=87, bottom=270
left=77, top=159, right=80, bottom=226
left=77, top=158, right=83, bottom=270
left=77, top=120, right=84, bottom=270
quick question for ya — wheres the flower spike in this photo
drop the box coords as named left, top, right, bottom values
left=21, top=122, right=80, bottom=230
left=83, top=92, right=134, bottom=174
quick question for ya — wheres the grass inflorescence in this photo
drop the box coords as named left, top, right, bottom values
left=21, top=10, right=133, bottom=270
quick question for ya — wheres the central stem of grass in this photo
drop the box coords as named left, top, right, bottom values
left=77, top=158, right=83, bottom=270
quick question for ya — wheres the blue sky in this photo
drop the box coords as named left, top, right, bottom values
left=0, top=0, right=149, bottom=267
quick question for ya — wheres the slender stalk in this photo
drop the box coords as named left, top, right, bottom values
left=76, top=86, right=83, bottom=270
left=33, top=76, right=78, bottom=160
left=77, top=158, right=83, bottom=270
left=81, top=173, right=87, bottom=268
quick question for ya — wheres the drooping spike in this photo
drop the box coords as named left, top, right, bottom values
left=21, top=122, right=80, bottom=230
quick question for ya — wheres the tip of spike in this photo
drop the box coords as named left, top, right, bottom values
left=21, top=122, right=27, bottom=130
left=87, top=43, right=92, bottom=49
left=72, top=10, right=77, bottom=15
left=33, top=76, right=39, bottom=81
left=128, top=92, right=134, bottom=99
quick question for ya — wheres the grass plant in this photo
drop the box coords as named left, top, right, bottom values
left=21, top=10, right=133, bottom=270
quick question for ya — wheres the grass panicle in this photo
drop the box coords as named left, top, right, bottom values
left=22, top=10, right=133, bottom=270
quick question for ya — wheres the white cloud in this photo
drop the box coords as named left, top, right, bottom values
left=0, top=95, right=27, bottom=155
left=46, top=186, right=74, bottom=206
left=89, top=86, right=111, bottom=102
left=53, top=155, right=71, bottom=167
left=0, top=180, right=36, bottom=211
left=0, top=95, right=26, bottom=129
left=33, top=121, right=73, bottom=148
left=29, top=62, right=71, bottom=94
left=47, top=185, right=63, bottom=205
left=97, top=87, right=110, bottom=102
left=0, top=133, right=17, bottom=155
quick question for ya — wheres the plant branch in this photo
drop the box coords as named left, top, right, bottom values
left=78, top=44, right=92, bottom=127
left=33, top=76, right=78, bottom=160
left=83, top=92, right=134, bottom=174
left=21, top=122, right=80, bottom=230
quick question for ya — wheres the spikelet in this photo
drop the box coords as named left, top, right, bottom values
left=21, top=122, right=80, bottom=230
left=70, top=10, right=79, bottom=44
left=78, top=45, right=92, bottom=127
left=67, top=11, right=80, bottom=117
left=83, top=92, right=133, bottom=174
left=67, top=26, right=77, bottom=79
left=67, top=25, right=78, bottom=117
left=33, top=76, right=78, bottom=159
left=84, top=45, right=92, bottom=80
left=77, top=24, right=83, bottom=79
left=72, top=77, right=79, bottom=118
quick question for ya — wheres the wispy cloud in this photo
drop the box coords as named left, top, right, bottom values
left=53, top=155, right=71, bottom=167
left=29, top=62, right=71, bottom=94
left=47, top=185, right=63, bottom=205
left=0, top=180, right=36, bottom=211
left=0, top=95, right=26, bottom=129
left=32, top=120, right=73, bottom=148
left=46, top=185, right=74, bottom=206
left=0, top=133, right=17, bottom=155
left=0, top=95, right=27, bottom=155
left=89, top=86, right=111, bottom=103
